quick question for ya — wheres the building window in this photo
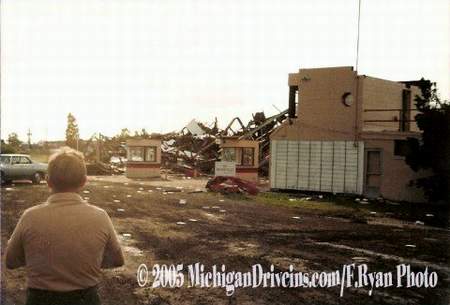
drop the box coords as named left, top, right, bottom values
left=129, top=146, right=157, bottom=162
left=242, top=147, right=254, bottom=166
left=145, top=146, right=157, bottom=162
left=394, top=140, right=412, bottom=157
left=129, top=147, right=145, bottom=161
left=222, top=147, right=236, bottom=162
left=222, top=147, right=255, bottom=166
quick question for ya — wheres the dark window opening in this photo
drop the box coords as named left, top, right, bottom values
left=394, top=140, right=412, bottom=157
left=288, top=86, right=298, bottom=118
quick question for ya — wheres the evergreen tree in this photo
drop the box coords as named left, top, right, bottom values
left=65, top=113, right=79, bottom=149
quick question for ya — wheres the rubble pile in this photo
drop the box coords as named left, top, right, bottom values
left=82, top=110, right=288, bottom=177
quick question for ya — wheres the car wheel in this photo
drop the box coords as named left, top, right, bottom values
left=0, top=172, right=10, bottom=185
left=32, top=172, right=42, bottom=184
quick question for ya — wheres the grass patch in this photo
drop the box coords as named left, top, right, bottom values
left=257, top=192, right=358, bottom=217
left=256, top=191, right=449, bottom=227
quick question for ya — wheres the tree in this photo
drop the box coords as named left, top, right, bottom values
left=65, top=113, right=80, bottom=149
left=117, top=128, right=131, bottom=142
left=405, top=79, right=450, bottom=202
left=1, top=139, right=16, bottom=153
left=7, top=133, right=22, bottom=152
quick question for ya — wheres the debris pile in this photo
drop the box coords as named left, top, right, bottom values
left=79, top=109, right=288, bottom=178
left=206, top=176, right=259, bottom=195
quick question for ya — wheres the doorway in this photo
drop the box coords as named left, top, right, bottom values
left=365, top=149, right=382, bottom=198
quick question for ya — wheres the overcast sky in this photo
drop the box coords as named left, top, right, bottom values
left=1, top=0, right=449, bottom=141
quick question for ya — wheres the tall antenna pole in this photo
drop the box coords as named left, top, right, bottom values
left=355, top=0, right=362, bottom=72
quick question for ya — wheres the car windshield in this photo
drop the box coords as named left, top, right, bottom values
left=0, top=156, right=11, bottom=164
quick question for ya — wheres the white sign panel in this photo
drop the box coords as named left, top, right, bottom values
left=215, top=161, right=236, bottom=177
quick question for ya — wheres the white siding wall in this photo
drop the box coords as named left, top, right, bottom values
left=270, top=140, right=364, bottom=194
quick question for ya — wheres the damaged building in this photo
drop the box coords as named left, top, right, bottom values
left=270, top=66, right=427, bottom=202
left=126, top=139, right=161, bottom=178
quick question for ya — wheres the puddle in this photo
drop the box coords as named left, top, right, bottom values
left=202, top=212, right=223, bottom=222
left=228, top=241, right=262, bottom=257
left=292, top=216, right=301, bottom=220
left=123, top=245, right=143, bottom=256
left=117, top=208, right=125, bottom=212
left=424, top=238, right=439, bottom=242
left=188, top=219, right=198, bottom=222
left=176, top=221, right=186, bottom=225
left=83, top=190, right=90, bottom=194
left=126, top=195, right=132, bottom=198
left=113, top=200, right=121, bottom=203
left=352, top=256, right=370, bottom=263
left=179, top=199, right=187, bottom=205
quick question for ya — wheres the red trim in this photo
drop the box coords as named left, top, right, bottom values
left=127, top=163, right=160, bottom=168
left=236, top=167, right=258, bottom=173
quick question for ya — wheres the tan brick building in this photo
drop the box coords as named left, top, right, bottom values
left=270, top=66, right=427, bottom=202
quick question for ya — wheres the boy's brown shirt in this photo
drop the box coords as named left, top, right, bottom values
left=5, top=192, right=124, bottom=291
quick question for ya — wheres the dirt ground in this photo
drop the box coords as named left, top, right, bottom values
left=2, top=176, right=449, bottom=305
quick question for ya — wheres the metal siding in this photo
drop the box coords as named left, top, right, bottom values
left=320, top=142, right=333, bottom=192
left=298, top=141, right=310, bottom=189
left=271, top=140, right=364, bottom=195
left=286, top=141, right=299, bottom=189
left=309, top=142, right=321, bottom=191
left=274, top=140, right=288, bottom=188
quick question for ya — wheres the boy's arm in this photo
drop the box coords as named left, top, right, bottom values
left=101, top=212, right=125, bottom=268
left=5, top=213, right=27, bottom=269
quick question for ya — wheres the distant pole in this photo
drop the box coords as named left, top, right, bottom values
left=27, top=128, right=32, bottom=149
left=355, top=0, right=362, bottom=72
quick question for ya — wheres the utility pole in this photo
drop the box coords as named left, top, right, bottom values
left=27, top=128, right=32, bottom=149
left=355, top=0, right=362, bottom=72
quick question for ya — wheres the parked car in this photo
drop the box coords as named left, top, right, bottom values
left=0, top=154, right=48, bottom=184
